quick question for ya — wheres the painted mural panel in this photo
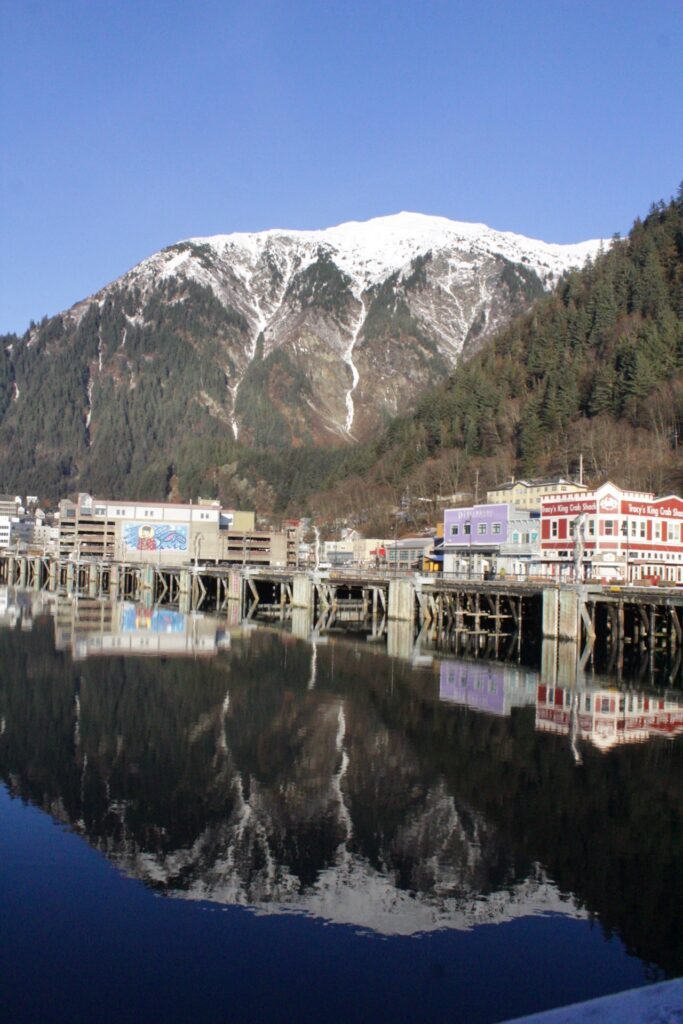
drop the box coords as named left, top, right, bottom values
left=123, top=522, right=189, bottom=553
left=121, top=603, right=187, bottom=634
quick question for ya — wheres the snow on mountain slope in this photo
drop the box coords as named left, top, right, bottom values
left=184, top=211, right=602, bottom=293
left=41, top=212, right=606, bottom=451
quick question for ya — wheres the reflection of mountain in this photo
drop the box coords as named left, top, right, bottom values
left=1, top=620, right=683, bottom=971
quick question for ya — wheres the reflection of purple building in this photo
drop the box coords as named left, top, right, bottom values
left=439, top=660, right=538, bottom=717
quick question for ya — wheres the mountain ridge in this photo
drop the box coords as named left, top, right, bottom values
left=0, top=211, right=606, bottom=502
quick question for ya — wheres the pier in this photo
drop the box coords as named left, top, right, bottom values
left=2, top=552, right=683, bottom=662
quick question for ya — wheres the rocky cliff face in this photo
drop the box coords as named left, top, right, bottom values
left=0, top=213, right=602, bottom=496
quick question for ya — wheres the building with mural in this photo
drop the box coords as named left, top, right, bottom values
left=57, top=494, right=298, bottom=568
left=539, top=481, right=683, bottom=583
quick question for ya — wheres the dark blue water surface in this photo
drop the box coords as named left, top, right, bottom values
left=1, top=598, right=681, bottom=1024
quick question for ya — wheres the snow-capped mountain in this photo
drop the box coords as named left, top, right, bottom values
left=95, top=212, right=602, bottom=442
left=0, top=212, right=604, bottom=498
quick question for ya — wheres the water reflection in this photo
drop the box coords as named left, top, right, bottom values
left=438, top=654, right=683, bottom=751
left=1, top=592, right=683, bottom=976
left=0, top=588, right=231, bottom=659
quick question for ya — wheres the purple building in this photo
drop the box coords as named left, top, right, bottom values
left=444, top=502, right=509, bottom=547
left=442, top=502, right=540, bottom=576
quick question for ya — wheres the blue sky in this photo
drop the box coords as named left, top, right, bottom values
left=1, top=0, right=682, bottom=334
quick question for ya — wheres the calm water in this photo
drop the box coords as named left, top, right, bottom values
left=1, top=591, right=683, bottom=1024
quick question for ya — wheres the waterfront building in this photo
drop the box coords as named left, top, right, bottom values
left=323, top=539, right=355, bottom=567
left=539, top=481, right=683, bottom=583
left=57, top=493, right=296, bottom=568
left=442, top=503, right=541, bottom=577
left=386, top=536, right=433, bottom=571
left=486, top=477, right=587, bottom=512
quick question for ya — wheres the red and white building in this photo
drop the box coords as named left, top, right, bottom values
left=540, top=481, right=683, bottom=583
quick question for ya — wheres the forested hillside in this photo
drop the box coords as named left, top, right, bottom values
left=306, top=188, right=683, bottom=532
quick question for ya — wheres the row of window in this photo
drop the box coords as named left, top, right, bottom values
left=450, top=522, right=502, bottom=537
left=542, top=689, right=663, bottom=713
left=549, top=517, right=682, bottom=541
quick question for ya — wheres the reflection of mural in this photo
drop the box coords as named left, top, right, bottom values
left=121, top=604, right=186, bottom=634
left=123, top=523, right=188, bottom=552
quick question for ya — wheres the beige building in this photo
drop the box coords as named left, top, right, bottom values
left=58, top=493, right=295, bottom=568
left=486, top=477, right=587, bottom=512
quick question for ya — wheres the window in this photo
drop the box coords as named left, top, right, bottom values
left=492, top=523, right=501, bottom=535
left=464, top=523, right=471, bottom=536
left=512, top=531, right=519, bottom=543
left=604, top=520, right=614, bottom=536
left=621, top=520, right=628, bottom=536
left=477, top=523, right=487, bottom=536
left=640, top=522, right=646, bottom=538
left=450, top=524, right=459, bottom=536
left=654, top=522, right=661, bottom=540
left=588, top=519, right=595, bottom=536
left=630, top=520, right=637, bottom=536
left=551, top=521, right=558, bottom=538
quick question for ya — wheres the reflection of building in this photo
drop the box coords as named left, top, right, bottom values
left=52, top=598, right=229, bottom=660
left=58, top=493, right=297, bottom=568
left=439, top=660, right=538, bottom=716
left=0, top=586, right=55, bottom=629
left=535, top=683, right=683, bottom=750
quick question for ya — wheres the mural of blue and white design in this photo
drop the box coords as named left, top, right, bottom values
left=123, top=523, right=189, bottom=553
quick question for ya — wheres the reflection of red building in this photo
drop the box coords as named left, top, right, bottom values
left=540, top=481, right=683, bottom=583
left=535, top=683, right=683, bottom=750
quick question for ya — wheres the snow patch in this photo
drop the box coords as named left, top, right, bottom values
left=344, top=294, right=366, bottom=435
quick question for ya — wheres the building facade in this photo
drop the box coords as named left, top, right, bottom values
left=442, top=503, right=540, bottom=576
left=57, top=494, right=295, bottom=568
left=539, top=481, right=683, bottom=583
left=486, top=477, right=587, bottom=512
